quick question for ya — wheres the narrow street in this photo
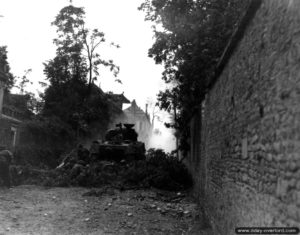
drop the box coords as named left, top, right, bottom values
left=2, top=1, right=299, bottom=233
left=0, top=185, right=211, bottom=235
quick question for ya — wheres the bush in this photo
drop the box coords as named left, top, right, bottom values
left=16, top=116, right=76, bottom=168
left=119, top=148, right=192, bottom=191
left=14, top=148, right=193, bottom=192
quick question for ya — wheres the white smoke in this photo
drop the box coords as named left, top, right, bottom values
left=148, top=126, right=176, bottom=153
left=147, top=111, right=176, bottom=153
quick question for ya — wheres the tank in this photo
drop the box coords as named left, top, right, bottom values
left=98, top=123, right=146, bottom=162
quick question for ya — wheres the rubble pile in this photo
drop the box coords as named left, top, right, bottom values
left=12, top=148, right=192, bottom=191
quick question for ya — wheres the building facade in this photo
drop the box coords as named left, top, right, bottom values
left=123, top=100, right=152, bottom=146
left=0, top=64, right=29, bottom=150
left=112, top=99, right=152, bottom=147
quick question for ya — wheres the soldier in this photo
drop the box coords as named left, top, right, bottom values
left=0, top=150, right=13, bottom=188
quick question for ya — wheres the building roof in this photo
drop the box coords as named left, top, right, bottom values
left=106, top=92, right=130, bottom=104
left=0, top=114, right=22, bottom=124
left=123, top=100, right=151, bottom=123
left=89, top=83, right=106, bottom=98
left=2, top=92, right=31, bottom=121
left=123, top=99, right=145, bottom=115
left=4, top=93, right=30, bottom=112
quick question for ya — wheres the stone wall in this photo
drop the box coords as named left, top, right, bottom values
left=188, top=1, right=300, bottom=234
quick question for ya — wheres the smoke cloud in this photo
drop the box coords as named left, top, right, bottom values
left=148, top=124, right=176, bottom=153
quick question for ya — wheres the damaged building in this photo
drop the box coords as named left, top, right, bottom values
left=110, top=97, right=153, bottom=148
left=123, top=99, right=152, bottom=146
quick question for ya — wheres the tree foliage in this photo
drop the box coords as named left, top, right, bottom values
left=0, top=46, right=15, bottom=90
left=42, top=4, right=120, bottom=139
left=140, top=0, right=247, bottom=152
left=50, top=5, right=119, bottom=88
left=14, top=69, right=33, bottom=94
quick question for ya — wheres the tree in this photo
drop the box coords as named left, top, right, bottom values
left=51, top=4, right=120, bottom=91
left=146, top=97, right=160, bottom=126
left=82, top=28, right=120, bottom=88
left=15, top=69, right=33, bottom=95
left=157, top=86, right=180, bottom=155
left=14, top=68, right=44, bottom=114
left=42, top=4, right=120, bottom=140
left=140, top=0, right=247, bottom=153
left=0, top=46, right=15, bottom=90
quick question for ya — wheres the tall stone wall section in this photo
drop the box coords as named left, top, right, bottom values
left=190, top=1, right=300, bottom=234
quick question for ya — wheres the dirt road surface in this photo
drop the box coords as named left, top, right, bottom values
left=0, top=185, right=211, bottom=235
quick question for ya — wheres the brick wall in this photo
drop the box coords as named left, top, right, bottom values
left=188, top=1, right=300, bottom=234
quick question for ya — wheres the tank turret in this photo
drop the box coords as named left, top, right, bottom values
left=98, top=123, right=145, bottom=161
left=104, top=123, right=138, bottom=143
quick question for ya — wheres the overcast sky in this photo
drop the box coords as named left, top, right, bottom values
left=0, top=0, right=175, bottom=150
left=0, top=0, right=165, bottom=110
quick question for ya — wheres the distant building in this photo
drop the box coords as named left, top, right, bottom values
left=89, top=89, right=153, bottom=147
left=106, top=92, right=130, bottom=110
left=122, top=100, right=152, bottom=147
left=110, top=98, right=153, bottom=147
left=0, top=66, right=30, bottom=149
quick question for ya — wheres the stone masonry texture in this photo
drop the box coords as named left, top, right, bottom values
left=188, top=1, right=300, bottom=234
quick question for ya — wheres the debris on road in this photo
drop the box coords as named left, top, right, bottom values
left=0, top=148, right=201, bottom=234
left=12, top=148, right=192, bottom=192
left=0, top=186, right=212, bottom=235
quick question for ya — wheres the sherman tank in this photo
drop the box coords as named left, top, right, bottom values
left=98, top=123, right=146, bottom=162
